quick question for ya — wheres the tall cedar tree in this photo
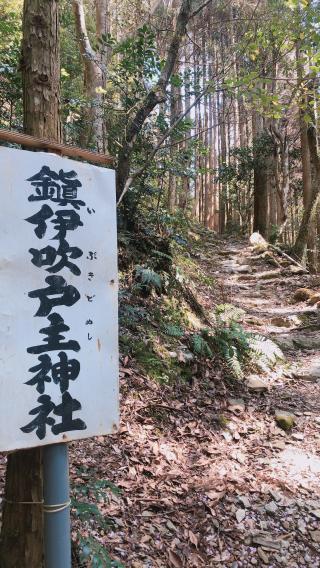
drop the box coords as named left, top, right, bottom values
left=0, top=1, right=61, bottom=566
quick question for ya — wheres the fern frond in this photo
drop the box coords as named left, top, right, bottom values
left=191, top=334, right=213, bottom=357
left=163, top=324, right=184, bottom=338
left=135, top=266, right=162, bottom=292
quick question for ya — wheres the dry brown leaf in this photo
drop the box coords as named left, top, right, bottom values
left=205, top=490, right=226, bottom=502
left=189, top=530, right=198, bottom=547
left=168, top=549, right=183, bottom=568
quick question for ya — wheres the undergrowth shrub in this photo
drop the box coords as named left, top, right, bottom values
left=190, top=304, right=254, bottom=380
left=133, top=265, right=163, bottom=296
left=72, top=471, right=124, bottom=568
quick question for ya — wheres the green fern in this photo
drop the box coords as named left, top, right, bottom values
left=215, top=303, right=245, bottom=324
left=191, top=334, right=213, bottom=357
left=163, top=324, right=184, bottom=337
left=225, top=346, right=244, bottom=380
left=119, top=304, right=148, bottom=325
left=135, top=265, right=162, bottom=293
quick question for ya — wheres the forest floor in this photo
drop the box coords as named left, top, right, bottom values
left=69, top=233, right=320, bottom=568
left=1, top=232, right=320, bottom=568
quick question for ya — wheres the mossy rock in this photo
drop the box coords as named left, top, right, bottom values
left=275, top=410, right=295, bottom=431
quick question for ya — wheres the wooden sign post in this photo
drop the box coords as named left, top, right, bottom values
left=0, top=132, right=118, bottom=567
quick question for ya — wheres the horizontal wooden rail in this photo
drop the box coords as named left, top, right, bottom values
left=0, top=128, right=114, bottom=166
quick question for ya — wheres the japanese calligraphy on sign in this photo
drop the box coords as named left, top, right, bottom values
left=0, top=147, right=119, bottom=451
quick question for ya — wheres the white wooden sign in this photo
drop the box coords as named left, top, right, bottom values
left=0, top=147, right=119, bottom=451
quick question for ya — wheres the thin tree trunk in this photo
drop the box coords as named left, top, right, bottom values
left=116, top=0, right=193, bottom=202
left=296, top=41, right=315, bottom=267
left=252, top=112, right=268, bottom=237
left=73, top=0, right=108, bottom=152
left=293, top=120, right=320, bottom=259
left=168, top=63, right=179, bottom=211
left=181, top=40, right=191, bottom=210
left=202, top=29, right=210, bottom=227
left=0, top=2, right=61, bottom=566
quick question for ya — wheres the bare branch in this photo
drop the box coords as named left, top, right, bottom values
left=72, top=0, right=97, bottom=62
left=116, top=0, right=193, bottom=199
left=190, top=0, right=213, bottom=19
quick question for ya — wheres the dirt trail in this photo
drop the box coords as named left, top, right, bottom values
left=200, top=237, right=320, bottom=565
left=2, top=236, right=320, bottom=568
left=70, top=236, right=320, bottom=567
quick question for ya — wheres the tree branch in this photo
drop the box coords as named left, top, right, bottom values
left=73, top=0, right=97, bottom=63
left=190, top=0, right=213, bottom=19
left=116, top=0, right=193, bottom=199
left=126, top=0, right=192, bottom=146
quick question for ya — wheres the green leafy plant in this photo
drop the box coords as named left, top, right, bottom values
left=78, top=536, right=124, bottom=568
left=213, top=312, right=252, bottom=379
left=134, top=265, right=162, bottom=295
left=163, top=323, right=184, bottom=337
left=72, top=476, right=123, bottom=567
left=119, top=304, right=149, bottom=327
left=188, top=304, right=255, bottom=379
left=191, top=334, right=213, bottom=358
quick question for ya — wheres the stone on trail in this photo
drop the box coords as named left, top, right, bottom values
left=273, top=332, right=320, bottom=351
left=249, top=233, right=269, bottom=253
left=292, top=432, right=304, bottom=441
left=235, top=265, right=252, bottom=273
left=246, top=376, right=268, bottom=392
left=218, top=249, right=239, bottom=256
left=257, top=269, right=282, bottom=280
left=289, top=265, right=307, bottom=275
left=237, top=273, right=254, bottom=281
left=250, top=232, right=267, bottom=246
left=265, top=500, right=278, bottom=514
left=238, top=495, right=251, bottom=508
left=275, top=410, right=295, bottom=431
left=272, top=334, right=295, bottom=350
left=310, top=530, right=320, bottom=543
left=307, top=293, right=320, bottom=305
left=293, top=334, right=320, bottom=350
left=228, top=398, right=245, bottom=413
left=293, top=361, right=320, bottom=382
left=292, top=288, right=313, bottom=303
left=270, top=316, right=291, bottom=328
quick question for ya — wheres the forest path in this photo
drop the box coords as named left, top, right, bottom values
left=187, top=235, right=320, bottom=566
left=61, top=236, right=320, bottom=567
left=66, top=235, right=320, bottom=568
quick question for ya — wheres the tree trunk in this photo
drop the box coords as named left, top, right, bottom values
left=181, top=41, right=191, bottom=211
left=73, top=0, right=108, bottom=152
left=296, top=41, right=315, bottom=267
left=22, top=0, right=61, bottom=141
left=168, top=62, right=180, bottom=211
left=252, top=112, right=268, bottom=237
left=293, top=121, right=320, bottom=259
left=116, top=0, right=193, bottom=203
left=0, top=2, right=61, bottom=567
